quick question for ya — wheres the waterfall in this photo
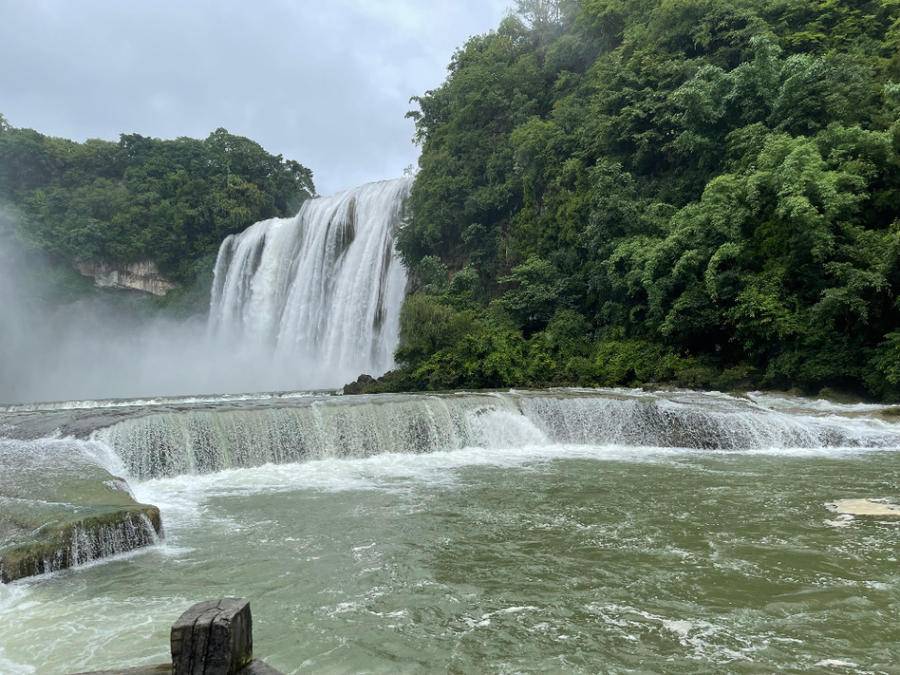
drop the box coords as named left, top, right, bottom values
left=91, top=390, right=900, bottom=479
left=208, top=178, right=412, bottom=387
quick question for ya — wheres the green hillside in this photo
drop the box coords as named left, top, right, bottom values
left=384, top=0, right=900, bottom=400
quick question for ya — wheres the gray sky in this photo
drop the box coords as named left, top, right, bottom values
left=0, top=0, right=511, bottom=195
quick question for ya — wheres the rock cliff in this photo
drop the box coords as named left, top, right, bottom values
left=76, top=260, right=176, bottom=296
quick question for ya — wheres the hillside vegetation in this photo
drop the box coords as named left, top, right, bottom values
left=383, top=0, right=900, bottom=400
left=0, top=117, right=314, bottom=284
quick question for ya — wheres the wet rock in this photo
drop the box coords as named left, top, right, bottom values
left=343, top=373, right=377, bottom=395
left=0, top=505, right=161, bottom=583
left=828, top=499, right=900, bottom=518
left=0, top=438, right=163, bottom=583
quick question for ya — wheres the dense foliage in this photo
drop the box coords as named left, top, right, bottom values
left=388, top=0, right=900, bottom=400
left=0, top=116, right=314, bottom=283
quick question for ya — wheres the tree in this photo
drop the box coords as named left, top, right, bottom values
left=0, top=118, right=315, bottom=285
left=390, top=0, right=900, bottom=400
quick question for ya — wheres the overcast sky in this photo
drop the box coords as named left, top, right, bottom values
left=0, top=0, right=511, bottom=195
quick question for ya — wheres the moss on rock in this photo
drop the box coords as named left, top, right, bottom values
left=0, top=438, right=163, bottom=583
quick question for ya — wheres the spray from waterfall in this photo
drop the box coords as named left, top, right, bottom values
left=0, top=180, right=410, bottom=403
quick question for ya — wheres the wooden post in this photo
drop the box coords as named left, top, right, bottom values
left=171, top=598, right=253, bottom=675
left=72, top=599, right=282, bottom=675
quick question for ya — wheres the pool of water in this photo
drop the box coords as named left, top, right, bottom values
left=1, top=443, right=897, bottom=673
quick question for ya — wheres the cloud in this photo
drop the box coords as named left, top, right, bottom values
left=0, top=0, right=511, bottom=195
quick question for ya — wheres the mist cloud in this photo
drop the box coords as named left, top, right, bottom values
left=0, top=214, right=341, bottom=404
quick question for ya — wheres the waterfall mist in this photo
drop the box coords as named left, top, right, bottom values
left=0, top=180, right=410, bottom=404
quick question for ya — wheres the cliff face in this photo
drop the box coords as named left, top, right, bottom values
left=76, top=260, right=176, bottom=296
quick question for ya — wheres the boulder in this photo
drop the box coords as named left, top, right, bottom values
left=0, top=439, right=163, bottom=583
left=342, top=373, right=377, bottom=395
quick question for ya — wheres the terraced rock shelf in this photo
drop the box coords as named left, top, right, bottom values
left=0, top=438, right=161, bottom=583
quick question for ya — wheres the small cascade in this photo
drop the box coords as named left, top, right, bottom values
left=3, top=389, right=898, bottom=582
left=0, top=438, right=163, bottom=583
left=4, top=512, right=161, bottom=583
left=95, top=394, right=514, bottom=479
left=208, top=178, right=411, bottom=387
left=516, top=395, right=874, bottom=449
left=91, top=390, right=900, bottom=480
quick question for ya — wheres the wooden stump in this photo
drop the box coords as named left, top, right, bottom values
left=170, top=598, right=253, bottom=675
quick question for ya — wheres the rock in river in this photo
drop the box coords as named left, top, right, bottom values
left=0, top=438, right=162, bottom=583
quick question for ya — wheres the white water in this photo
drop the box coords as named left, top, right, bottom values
left=4, top=388, right=899, bottom=580
left=2, top=390, right=899, bottom=673
left=0, top=438, right=159, bottom=583
left=89, top=390, right=900, bottom=480
left=208, top=178, right=411, bottom=387
left=0, top=390, right=320, bottom=414
left=1, top=178, right=410, bottom=403
left=3, top=432, right=898, bottom=674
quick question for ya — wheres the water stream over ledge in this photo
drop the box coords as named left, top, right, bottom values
left=0, top=388, right=898, bottom=673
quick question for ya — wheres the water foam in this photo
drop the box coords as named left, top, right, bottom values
left=92, top=390, right=900, bottom=480
left=0, top=390, right=321, bottom=414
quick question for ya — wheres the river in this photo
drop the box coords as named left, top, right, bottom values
left=1, top=388, right=897, bottom=673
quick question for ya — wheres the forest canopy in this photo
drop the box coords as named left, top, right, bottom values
left=0, top=117, right=314, bottom=282
left=387, top=0, right=900, bottom=400
left=1, top=0, right=898, bottom=401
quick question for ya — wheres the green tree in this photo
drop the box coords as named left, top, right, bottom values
left=0, top=121, right=314, bottom=286
left=388, top=0, right=900, bottom=400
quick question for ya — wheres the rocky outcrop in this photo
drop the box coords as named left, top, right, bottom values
left=75, top=260, right=176, bottom=296
left=0, top=439, right=163, bottom=583
left=0, top=505, right=161, bottom=583
left=342, top=373, right=377, bottom=394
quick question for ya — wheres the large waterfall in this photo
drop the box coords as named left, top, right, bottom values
left=208, top=178, right=412, bottom=388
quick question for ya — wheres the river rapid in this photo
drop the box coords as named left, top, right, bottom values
left=0, top=388, right=898, bottom=673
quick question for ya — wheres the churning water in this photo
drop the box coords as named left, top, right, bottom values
left=6, top=176, right=896, bottom=672
left=1, top=389, right=898, bottom=673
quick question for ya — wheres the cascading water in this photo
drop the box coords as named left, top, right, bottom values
left=0, top=438, right=161, bottom=583
left=3, top=388, right=899, bottom=672
left=89, top=390, right=900, bottom=479
left=208, top=178, right=411, bottom=387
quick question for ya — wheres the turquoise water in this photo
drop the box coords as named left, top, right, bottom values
left=2, top=442, right=898, bottom=673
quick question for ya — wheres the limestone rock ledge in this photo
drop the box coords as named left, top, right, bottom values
left=0, top=439, right=164, bottom=583
left=76, top=260, right=176, bottom=296
left=0, top=505, right=161, bottom=583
